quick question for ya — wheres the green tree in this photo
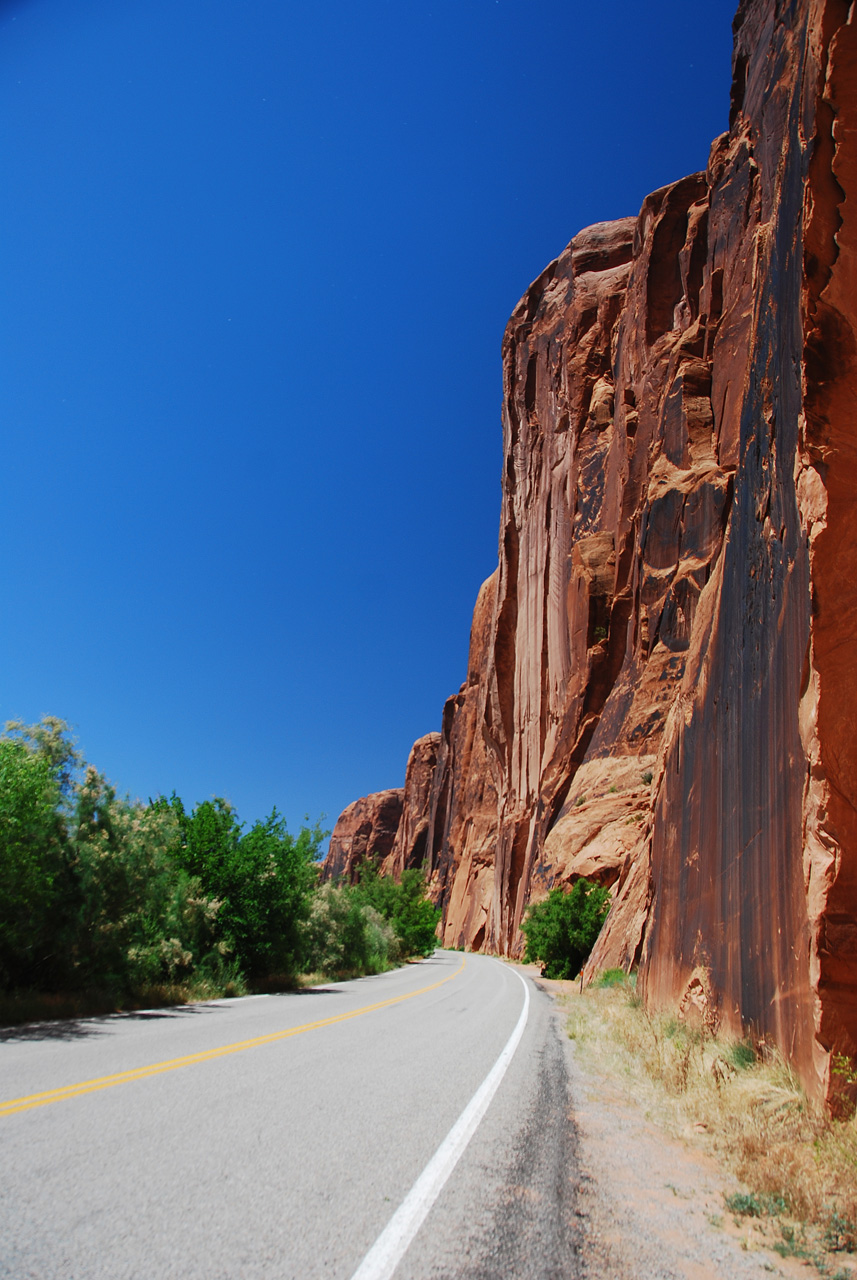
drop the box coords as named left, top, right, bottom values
left=165, top=796, right=240, bottom=886
left=4, top=716, right=82, bottom=795
left=391, top=869, right=440, bottom=958
left=0, top=736, right=68, bottom=989
left=353, top=858, right=403, bottom=920
left=521, top=880, right=610, bottom=980
left=0, top=714, right=325, bottom=1002
left=166, top=796, right=324, bottom=983
left=352, top=859, right=440, bottom=959
left=303, top=883, right=383, bottom=977
left=70, top=770, right=223, bottom=994
left=223, top=810, right=322, bottom=981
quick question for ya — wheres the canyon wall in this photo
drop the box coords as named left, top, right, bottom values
left=324, top=0, right=857, bottom=1102
left=321, top=788, right=404, bottom=884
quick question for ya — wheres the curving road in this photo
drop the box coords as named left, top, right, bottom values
left=0, top=952, right=581, bottom=1279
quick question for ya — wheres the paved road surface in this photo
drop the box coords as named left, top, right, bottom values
left=0, top=952, right=580, bottom=1279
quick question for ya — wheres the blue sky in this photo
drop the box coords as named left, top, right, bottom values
left=1, top=0, right=738, bottom=837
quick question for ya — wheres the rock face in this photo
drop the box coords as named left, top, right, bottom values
left=323, top=0, right=857, bottom=1103
left=636, top=0, right=857, bottom=1106
left=324, top=733, right=441, bottom=884
left=321, top=789, right=403, bottom=884
left=381, top=733, right=442, bottom=877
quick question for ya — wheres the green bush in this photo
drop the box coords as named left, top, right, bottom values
left=727, top=1039, right=757, bottom=1070
left=392, top=869, right=441, bottom=957
left=69, top=768, right=225, bottom=995
left=725, top=1191, right=788, bottom=1219
left=302, top=860, right=440, bottom=979
left=0, top=717, right=326, bottom=1004
left=353, top=860, right=440, bottom=959
left=303, top=883, right=397, bottom=978
left=521, top=880, right=610, bottom=980
left=163, top=795, right=324, bottom=984
left=0, top=713, right=443, bottom=1007
left=595, top=967, right=631, bottom=988
left=0, top=718, right=234, bottom=1000
left=0, top=736, right=69, bottom=989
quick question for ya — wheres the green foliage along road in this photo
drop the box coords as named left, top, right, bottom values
left=156, top=795, right=322, bottom=985
left=304, top=860, right=441, bottom=978
left=521, top=880, right=611, bottom=980
left=0, top=717, right=440, bottom=1017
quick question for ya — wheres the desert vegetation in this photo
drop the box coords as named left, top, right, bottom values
left=0, top=717, right=439, bottom=1023
left=304, top=860, right=440, bottom=979
left=520, top=879, right=610, bottom=979
left=567, top=973, right=857, bottom=1277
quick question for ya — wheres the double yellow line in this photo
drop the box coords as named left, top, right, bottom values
left=1, top=956, right=467, bottom=1119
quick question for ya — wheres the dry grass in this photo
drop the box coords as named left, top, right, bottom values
left=565, top=974, right=857, bottom=1277
left=0, top=990, right=120, bottom=1026
left=0, top=973, right=249, bottom=1027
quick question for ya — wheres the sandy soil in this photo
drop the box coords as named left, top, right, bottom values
left=523, top=970, right=855, bottom=1280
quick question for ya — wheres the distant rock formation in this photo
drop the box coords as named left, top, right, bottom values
left=321, top=789, right=403, bottom=883
left=323, top=0, right=856, bottom=1104
left=381, top=733, right=442, bottom=877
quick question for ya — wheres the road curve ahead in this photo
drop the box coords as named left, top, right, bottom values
left=0, top=953, right=581, bottom=1279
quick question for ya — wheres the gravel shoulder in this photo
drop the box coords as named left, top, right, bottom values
left=524, top=969, right=821, bottom=1280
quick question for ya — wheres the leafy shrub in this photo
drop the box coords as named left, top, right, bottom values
left=69, top=768, right=224, bottom=995
left=823, top=1210, right=857, bottom=1254
left=0, top=736, right=69, bottom=989
left=521, top=880, right=610, bottom=980
left=390, top=869, right=441, bottom=957
left=727, top=1040, right=757, bottom=1071
left=353, top=860, right=440, bottom=959
left=832, top=1053, right=857, bottom=1086
left=163, top=795, right=324, bottom=984
left=352, top=859, right=402, bottom=920
left=725, top=1191, right=788, bottom=1218
left=0, top=717, right=325, bottom=1004
left=301, top=860, right=440, bottom=979
left=596, top=967, right=631, bottom=988
left=0, top=714, right=441, bottom=1007
left=361, top=906, right=400, bottom=969
left=303, top=884, right=396, bottom=977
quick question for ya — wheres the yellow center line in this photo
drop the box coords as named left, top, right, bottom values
left=0, top=956, right=467, bottom=1119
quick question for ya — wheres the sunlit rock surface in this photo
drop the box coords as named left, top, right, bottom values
left=381, top=733, right=442, bottom=877
left=323, top=0, right=857, bottom=1103
left=321, top=789, right=403, bottom=884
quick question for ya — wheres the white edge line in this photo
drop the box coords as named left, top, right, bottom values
left=349, top=960, right=531, bottom=1280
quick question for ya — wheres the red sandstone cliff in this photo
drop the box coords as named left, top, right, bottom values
left=321, top=788, right=403, bottom=884
left=323, top=0, right=856, bottom=1103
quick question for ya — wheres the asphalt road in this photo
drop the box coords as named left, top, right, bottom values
left=0, top=952, right=581, bottom=1279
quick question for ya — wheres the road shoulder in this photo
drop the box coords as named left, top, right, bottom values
left=524, top=970, right=815, bottom=1280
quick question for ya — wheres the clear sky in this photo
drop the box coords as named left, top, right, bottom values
left=1, top=0, right=738, bottom=839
